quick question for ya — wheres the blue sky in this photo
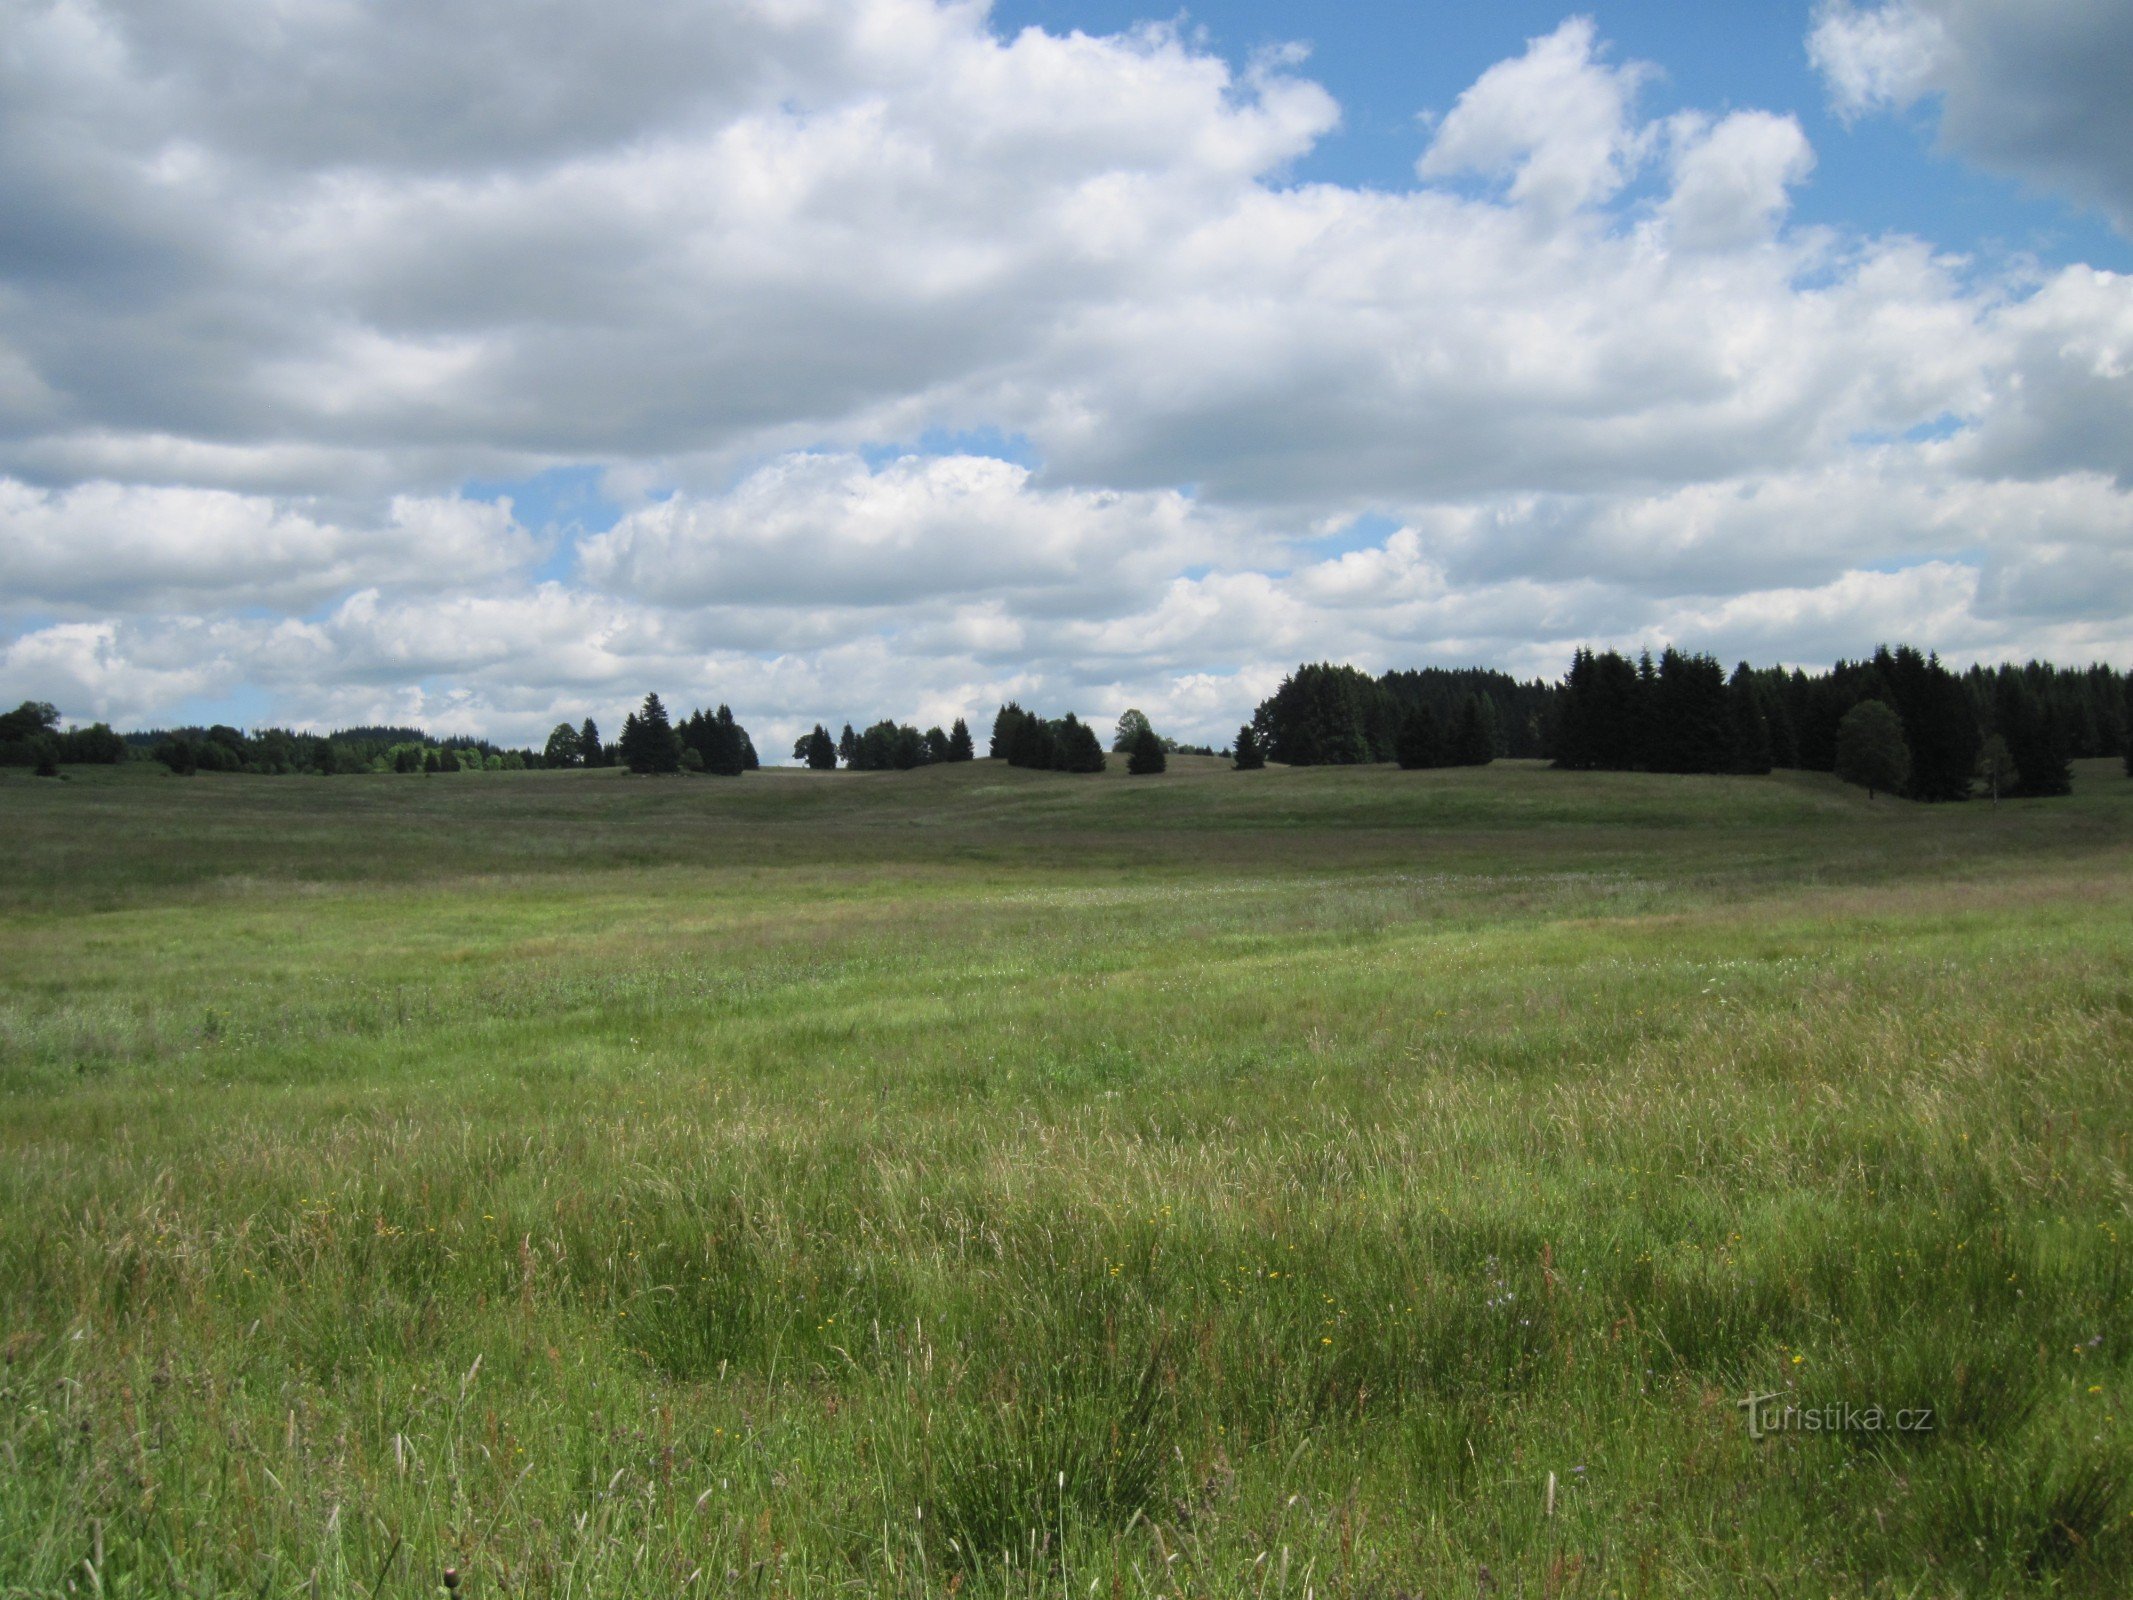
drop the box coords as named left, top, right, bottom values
left=1, top=0, right=2129, bottom=746
left=997, top=0, right=2126, bottom=266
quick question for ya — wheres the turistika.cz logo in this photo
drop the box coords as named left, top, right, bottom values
left=1737, top=1393, right=1935, bottom=1440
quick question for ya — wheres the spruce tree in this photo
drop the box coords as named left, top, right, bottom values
left=838, top=724, right=858, bottom=767
left=1997, top=676, right=2070, bottom=797
left=1452, top=696, right=1493, bottom=766
left=1233, top=724, right=1265, bottom=770
left=1727, top=663, right=1773, bottom=775
left=1126, top=724, right=1166, bottom=775
left=651, top=699, right=683, bottom=773
left=947, top=718, right=975, bottom=762
left=1396, top=704, right=1445, bottom=769
left=1055, top=714, right=1107, bottom=773
left=578, top=718, right=602, bottom=768
left=807, top=725, right=838, bottom=769
left=990, top=703, right=1027, bottom=759
left=703, top=705, right=746, bottom=776
left=618, top=710, right=647, bottom=772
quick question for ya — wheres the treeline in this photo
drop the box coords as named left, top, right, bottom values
left=1554, top=646, right=2124, bottom=799
left=1247, top=650, right=2128, bottom=800
left=1, top=701, right=125, bottom=773
left=548, top=696, right=764, bottom=775
left=989, top=703, right=1107, bottom=771
left=145, top=722, right=542, bottom=776
left=17, top=646, right=2132, bottom=797
left=814, top=718, right=975, bottom=771
left=1244, top=664, right=1551, bottom=767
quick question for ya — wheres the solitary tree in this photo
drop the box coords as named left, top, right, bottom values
left=1834, top=699, right=1910, bottom=800
left=1233, top=724, right=1265, bottom=770
left=1127, top=724, right=1167, bottom=775
left=544, top=722, right=581, bottom=768
left=1112, top=709, right=1153, bottom=754
left=947, top=717, right=975, bottom=762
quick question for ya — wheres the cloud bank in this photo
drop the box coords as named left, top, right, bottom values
left=1, top=1, right=2129, bottom=750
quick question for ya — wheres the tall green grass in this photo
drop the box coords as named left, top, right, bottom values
left=1, top=758, right=2129, bottom=1595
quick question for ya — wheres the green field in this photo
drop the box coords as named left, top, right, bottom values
left=3, top=757, right=2131, bottom=1597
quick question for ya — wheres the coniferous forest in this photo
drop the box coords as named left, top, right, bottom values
left=7, top=646, right=2126, bottom=803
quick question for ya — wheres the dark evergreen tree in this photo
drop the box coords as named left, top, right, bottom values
left=801, top=725, right=837, bottom=769
left=1649, top=649, right=1731, bottom=773
left=947, top=718, right=975, bottom=762
left=1996, top=675, right=2070, bottom=797
left=991, top=702, right=1029, bottom=760
left=1727, top=663, right=1773, bottom=775
left=1874, top=646, right=1978, bottom=801
left=1250, top=663, right=1385, bottom=765
left=1764, top=681, right=1800, bottom=769
left=617, top=710, right=648, bottom=771
left=702, top=705, right=748, bottom=776
left=1010, top=712, right=1055, bottom=770
left=1126, top=724, right=1166, bottom=775
left=1551, top=649, right=1644, bottom=770
left=2126, top=675, right=2133, bottom=777
left=578, top=718, right=603, bottom=768
left=637, top=694, right=685, bottom=773
left=1233, top=724, right=1265, bottom=769
left=1055, top=714, right=1108, bottom=773
left=838, top=723, right=858, bottom=767
left=1452, top=695, right=1494, bottom=766
left=1395, top=703, right=1445, bottom=769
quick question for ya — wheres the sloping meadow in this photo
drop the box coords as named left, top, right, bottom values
left=2, top=759, right=2131, bottom=1594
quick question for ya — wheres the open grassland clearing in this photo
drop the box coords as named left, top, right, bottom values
left=2, top=758, right=2131, bottom=1595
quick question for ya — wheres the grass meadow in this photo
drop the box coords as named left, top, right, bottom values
left=2, top=756, right=2131, bottom=1597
